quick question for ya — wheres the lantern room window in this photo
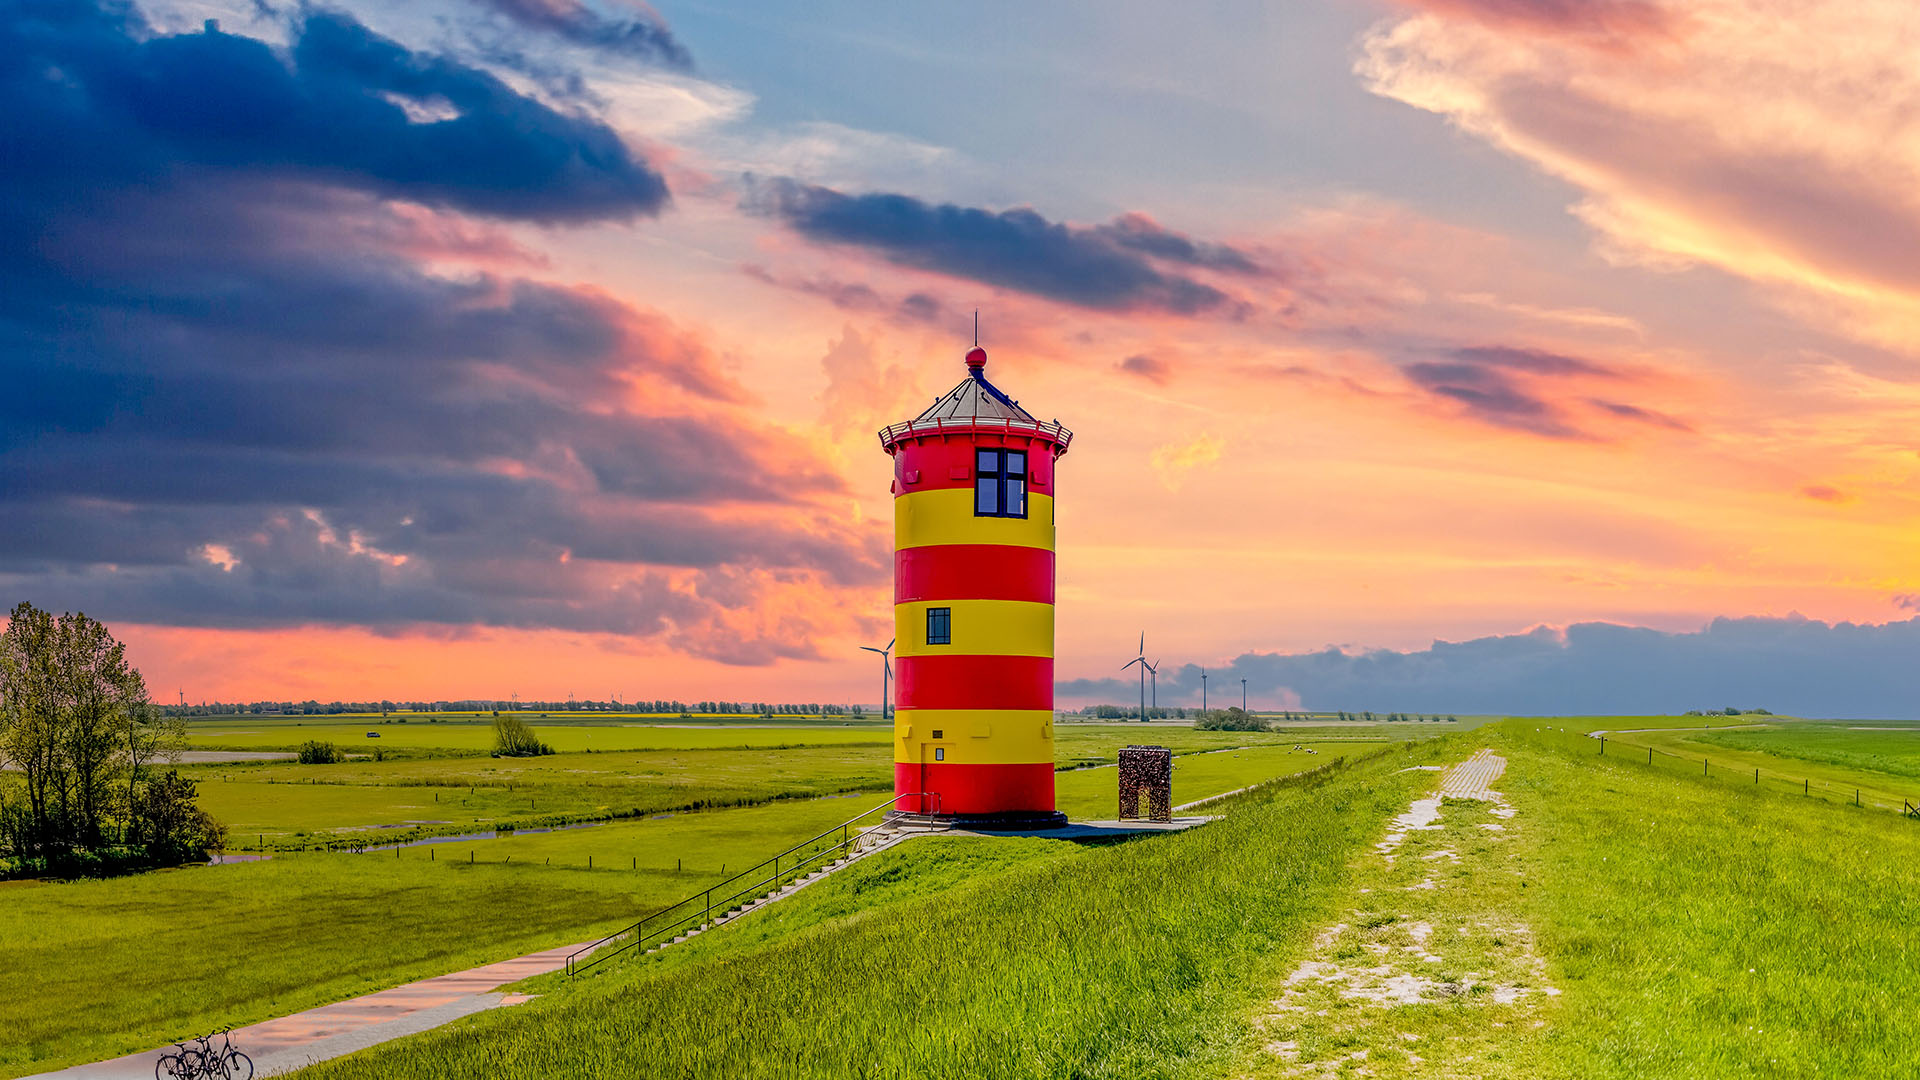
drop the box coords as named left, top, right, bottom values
left=973, top=449, right=1027, bottom=518
left=926, top=606, right=951, bottom=645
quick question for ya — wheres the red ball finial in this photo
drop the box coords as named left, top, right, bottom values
left=965, top=346, right=987, bottom=370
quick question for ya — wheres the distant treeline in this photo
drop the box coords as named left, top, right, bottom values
left=1073, top=705, right=1456, bottom=723
left=164, top=700, right=870, bottom=718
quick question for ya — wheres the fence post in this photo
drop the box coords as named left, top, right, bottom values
left=1704, top=758, right=1708, bottom=776
left=1857, top=789, right=1861, bottom=807
left=1600, top=736, right=1606, bottom=755
left=1805, top=779, right=1809, bottom=795
left=588, top=855, right=593, bottom=870
left=1755, top=768, right=1759, bottom=784
left=469, top=850, right=473, bottom=864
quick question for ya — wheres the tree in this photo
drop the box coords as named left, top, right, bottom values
left=1194, top=707, right=1269, bottom=732
left=130, top=771, right=225, bottom=864
left=492, top=713, right=552, bottom=757
left=0, top=602, right=190, bottom=872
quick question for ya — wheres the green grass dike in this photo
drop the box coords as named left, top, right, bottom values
left=1233, top=720, right=1920, bottom=1078
left=293, top=744, right=1432, bottom=1080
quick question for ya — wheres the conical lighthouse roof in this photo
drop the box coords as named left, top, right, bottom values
left=878, top=345, right=1072, bottom=454
left=915, top=365, right=1035, bottom=424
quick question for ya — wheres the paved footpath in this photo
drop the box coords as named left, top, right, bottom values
left=27, top=941, right=591, bottom=1079
left=1440, top=748, right=1507, bottom=800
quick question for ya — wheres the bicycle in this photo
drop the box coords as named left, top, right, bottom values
left=197, top=1027, right=253, bottom=1080
left=155, top=1042, right=202, bottom=1080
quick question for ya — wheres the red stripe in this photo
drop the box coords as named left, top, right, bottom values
left=894, top=761, right=1055, bottom=816
left=895, top=655, right=1052, bottom=710
left=890, top=436, right=1059, bottom=496
left=896, top=546, right=1054, bottom=604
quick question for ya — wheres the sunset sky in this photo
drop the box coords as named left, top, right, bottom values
left=9, top=0, right=1920, bottom=714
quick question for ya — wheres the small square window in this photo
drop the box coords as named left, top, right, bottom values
left=931, top=729, right=944, bottom=739
left=926, top=606, right=951, bottom=645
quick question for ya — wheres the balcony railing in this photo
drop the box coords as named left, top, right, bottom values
left=877, top=416, right=1073, bottom=451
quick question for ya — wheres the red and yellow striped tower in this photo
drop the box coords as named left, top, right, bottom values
left=879, top=344, right=1071, bottom=827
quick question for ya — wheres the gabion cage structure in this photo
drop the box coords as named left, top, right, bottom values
left=1117, top=745, right=1173, bottom=822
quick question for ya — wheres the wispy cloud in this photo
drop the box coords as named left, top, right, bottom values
left=473, top=0, right=691, bottom=68
left=1150, top=433, right=1226, bottom=490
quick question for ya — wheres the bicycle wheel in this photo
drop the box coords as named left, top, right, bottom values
left=224, top=1052, right=253, bottom=1080
left=155, top=1053, right=178, bottom=1080
left=177, top=1051, right=204, bottom=1080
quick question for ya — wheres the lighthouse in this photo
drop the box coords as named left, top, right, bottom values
left=879, top=343, right=1071, bottom=827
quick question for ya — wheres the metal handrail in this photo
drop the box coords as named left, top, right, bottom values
left=877, top=416, right=1073, bottom=452
left=564, top=792, right=939, bottom=976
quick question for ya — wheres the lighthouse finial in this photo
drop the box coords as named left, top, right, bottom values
left=964, top=311, right=987, bottom=372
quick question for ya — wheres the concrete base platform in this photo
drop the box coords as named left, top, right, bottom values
left=944, top=816, right=1218, bottom=840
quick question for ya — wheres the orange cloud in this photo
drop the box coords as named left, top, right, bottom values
left=1359, top=0, right=1920, bottom=352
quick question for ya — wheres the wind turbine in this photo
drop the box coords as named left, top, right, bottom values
left=1200, top=668, right=1208, bottom=712
left=1147, top=658, right=1160, bottom=711
left=860, top=639, right=894, bottom=720
left=1122, top=633, right=1150, bottom=722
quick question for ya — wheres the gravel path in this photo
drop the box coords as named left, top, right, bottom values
left=22, top=942, right=590, bottom=1079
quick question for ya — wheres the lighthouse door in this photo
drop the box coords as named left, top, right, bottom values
left=920, top=741, right=946, bottom=814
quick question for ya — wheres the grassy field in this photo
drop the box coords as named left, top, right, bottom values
left=0, top=859, right=644, bottom=1078
left=1053, top=741, right=1379, bottom=820
left=191, top=744, right=893, bottom=847
left=0, top=789, right=932, bottom=1078
left=271, top=719, right=1920, bottom=1079
left=1532, top=716, right=1920, bottom=814
left=183, top=716, right=889, bottom=755
left=298, top=744, right=1434, bottom=1080
left=1231, top=720, right=1920, bottom=1077
left=2, top=730, right=1357, bottom=1078
left=1495, top=721, right=1920, bottom=1078
left=179, top=719, right=1406, bottom=848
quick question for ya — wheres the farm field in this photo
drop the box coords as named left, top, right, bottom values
left=183, top=715, right=891, bottom=755
left=1548, top=715, right=1920, bottom=813
left=177, top=718, right=1409, bottom=848
left=1053, top=741, right=1380, bottom=820
left=189, top=743, right=893, bottom=847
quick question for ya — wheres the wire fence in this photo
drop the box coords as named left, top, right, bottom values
left=1526, top=726, right=1919, bottom=818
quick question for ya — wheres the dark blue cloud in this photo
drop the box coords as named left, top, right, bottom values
left=1403, top=359, right=1587, bottom=438
left=1401, top=344, right=1689, bottom=440
left=0, top=2, right=884, bottom=655
left=475, top=0, right=692, bottom=69
left=751, top=180, right=1248, bottom=315
left=1, top=1, right=668, bottom=223
left=1060, top=615, right=1920, bottom=719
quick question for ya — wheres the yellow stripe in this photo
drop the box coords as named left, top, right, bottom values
left=894, top=709, right=1053, bottom=764
left=895, top=489, right=1054, bottom=551
left=895, top=599, right=1051, bottom=658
